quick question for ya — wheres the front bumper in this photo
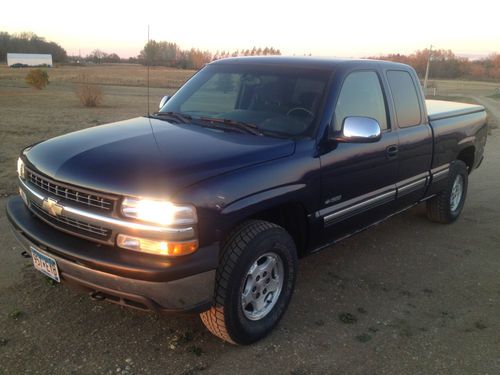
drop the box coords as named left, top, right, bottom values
left=7, top=196, right=219, bottom=313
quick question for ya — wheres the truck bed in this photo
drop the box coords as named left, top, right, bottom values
left=426, top=99, right=484, bottom=121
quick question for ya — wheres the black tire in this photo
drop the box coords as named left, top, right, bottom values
left=427, top=160, right=468, bottom=223
left=200, top=220, right=297, bottom=345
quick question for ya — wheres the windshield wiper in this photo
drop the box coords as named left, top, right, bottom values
left=198, top=117, right=263, bottom=136
left=149, top=112, right=264, bottom=136
left=150, top=111, right=193, bottom=124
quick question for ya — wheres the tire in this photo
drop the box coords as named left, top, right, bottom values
left=200, top=220, right=297, bottom=345
left=427, top=160, right=468, bottom=224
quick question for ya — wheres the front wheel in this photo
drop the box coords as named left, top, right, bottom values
left=200, top=220, right=297, bottom=345
left=427, top=160, right=468, bottom=223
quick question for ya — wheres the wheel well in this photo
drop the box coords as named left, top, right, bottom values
left=249, top=202, right=309, bottom=256
left=457, top=146, right=475, bottom=173
left=221, top=202, right=309, bottom=257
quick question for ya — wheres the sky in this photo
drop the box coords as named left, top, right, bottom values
left=2, top=0, right=499, bottom=59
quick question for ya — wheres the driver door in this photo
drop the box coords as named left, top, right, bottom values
left=318, top=70, right=399, bottom=243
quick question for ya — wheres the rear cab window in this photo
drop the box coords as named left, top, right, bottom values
left=386, top=70, right=422, bottom=127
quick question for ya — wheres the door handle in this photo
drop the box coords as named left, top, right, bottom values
left=386, top=144, right=399, bottom=158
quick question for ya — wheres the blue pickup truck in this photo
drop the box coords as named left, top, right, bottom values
left=7, top=57, right=487, bottom=344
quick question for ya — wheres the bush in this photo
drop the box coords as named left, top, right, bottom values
left=25, top=69, right=49, bottom=90
left=75, top=74, right=103, bottom=107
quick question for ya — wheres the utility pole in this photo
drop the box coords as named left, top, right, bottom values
left=423, top=45, right=433, bottom=89
left=147, top=25, right=150, bottom=116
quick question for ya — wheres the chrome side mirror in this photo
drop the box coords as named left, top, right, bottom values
left=334, top=116, right=381, bottom=143
left=159, top=95, right=171, bottom=110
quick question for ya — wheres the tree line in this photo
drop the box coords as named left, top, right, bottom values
left=213, top=47, right=282, bottom=60
left=0, top=32, right=67, bottom=62
left=82, top=49, right=122, bottom=64
left=369, top=49, right=500, bottom=81
left=137, top=40, right=281, bottom=69
left=136, top=40, right=212, bottom=69
left=2, top=31, right=499, bottom=81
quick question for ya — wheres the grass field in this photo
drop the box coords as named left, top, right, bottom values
left=0, top=64, right=195, bottom=88
left=0, top=64, right=196, bottom=196
left=426, top=79, right=500, bottom=97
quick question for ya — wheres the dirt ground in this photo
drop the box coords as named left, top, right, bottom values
left=0, top=68, right=499, bottom=374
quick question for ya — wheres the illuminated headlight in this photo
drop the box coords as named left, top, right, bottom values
left=17, top=157, right=25, bottom=179
left=117, top=234, right=198, bottom=256
left=121, top=197, right=197, bottom=226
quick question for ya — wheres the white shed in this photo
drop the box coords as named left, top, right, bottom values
left=7, top=53, right=53, bottom=67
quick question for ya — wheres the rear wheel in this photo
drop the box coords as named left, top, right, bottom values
left=427, top=160, right=468, bottom=223
left=200, top=220, right=297, bottom=345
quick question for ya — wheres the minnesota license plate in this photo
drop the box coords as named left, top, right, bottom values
left=31, top=246, right=60, bottom=282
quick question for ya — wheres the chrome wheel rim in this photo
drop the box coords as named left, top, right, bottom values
left=241, top=252, right=284, bottom=321
left=450, top=175, right=464, bottom=212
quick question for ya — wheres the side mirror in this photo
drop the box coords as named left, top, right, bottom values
left=159, top=95, right=171, bottom=110
left=333, top=116, right=381, bottom=143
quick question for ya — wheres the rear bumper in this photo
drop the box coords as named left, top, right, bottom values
left=7, top=196, right=218, bottom=313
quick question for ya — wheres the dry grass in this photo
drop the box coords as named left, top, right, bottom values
left=430, top=79, right=500, bottom=96
left=0, top=65, right=188, bottom=195
left=0, top=64, right=195, bottom=88
left=75, top=74, right=103, bottom=107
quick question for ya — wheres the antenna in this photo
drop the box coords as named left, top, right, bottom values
left=146, top=24, right=160, bottom=152
left=423, top=45, right=433, bottom=90
left=147, top=25, right=150, bottom=115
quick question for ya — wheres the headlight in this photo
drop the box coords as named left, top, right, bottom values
left=121, top=197, right=197, bottom=226
left=17, top=157, right=25, bottom=179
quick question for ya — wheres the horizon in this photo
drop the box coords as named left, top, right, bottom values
left=2, top=0, right=499, bottom=59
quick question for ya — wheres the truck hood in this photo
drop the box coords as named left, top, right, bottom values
left=24, top=117, right=295, bottom=199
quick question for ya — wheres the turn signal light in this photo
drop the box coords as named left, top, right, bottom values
left=116, top=234, right=198, bottom=256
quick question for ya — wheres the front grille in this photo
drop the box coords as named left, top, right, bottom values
left=30, top=201, right=111, bottom=240
left=27, top=169, right=115, bottom=212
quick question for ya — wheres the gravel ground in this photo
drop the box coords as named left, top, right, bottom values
left=0, top=76, right=499, bottom=374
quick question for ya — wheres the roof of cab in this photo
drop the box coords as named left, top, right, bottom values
left=209, top=56, right=411, bottom=71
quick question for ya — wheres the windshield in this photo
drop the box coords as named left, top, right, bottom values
left=160, top=64, right=331, bottom=137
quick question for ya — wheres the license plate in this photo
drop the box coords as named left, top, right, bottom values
left=31, top=246, right=60, bottom=282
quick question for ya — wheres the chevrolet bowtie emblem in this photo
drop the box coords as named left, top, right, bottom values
left=42, top=198, right=63, bottom=216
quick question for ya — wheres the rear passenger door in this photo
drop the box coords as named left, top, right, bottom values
left=386, top=70, right=433, bottom=207
left=318, top=70, right=399, bottom=242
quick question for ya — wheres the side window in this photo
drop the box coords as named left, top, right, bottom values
left=386, top=70, right=421, bottom=127
left=334, top=71, right=388, bottom=131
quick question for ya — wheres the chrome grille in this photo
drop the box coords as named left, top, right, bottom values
left=30, top=201, right=111, bottom=240
left=27, top=169, right=114, bottom=212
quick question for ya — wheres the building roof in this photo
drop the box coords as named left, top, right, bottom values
left=7, top=53, right=52, bottom=59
